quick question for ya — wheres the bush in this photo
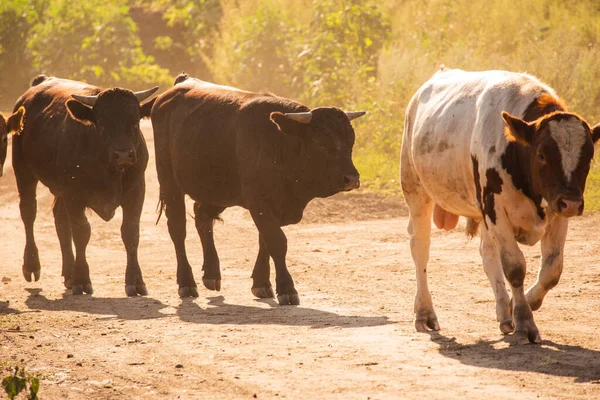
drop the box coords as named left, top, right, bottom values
left=27, top=0, right=171, bottom=89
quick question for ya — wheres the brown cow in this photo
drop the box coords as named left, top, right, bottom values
left=151, top=73, right=365, bottom=305
left=12, top=75, right=157, bottom=296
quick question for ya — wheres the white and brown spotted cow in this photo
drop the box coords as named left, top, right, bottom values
left=401, top=68, right=600, bottom=344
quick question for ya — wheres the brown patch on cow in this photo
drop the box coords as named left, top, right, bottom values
left=501, top=141, right=546, bottom=220
left=489, top=146, right=496, bottom=155
left=503, top=94, right=566, bottom=145
left=483, top=168, right=503, bottom=225
left=501, top=252, right=525, bottom=288
left=471, top=156, right=485, bottom=227
left=437, top=141, right=452, bottom=152
left=524, top=94, right=567, bottom=122
left=471, top=155, right=504, bottom=227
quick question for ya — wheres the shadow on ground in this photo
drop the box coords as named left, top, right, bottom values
left=175, top=296, right=394, bottom=329
left=23, top=290, right=393, bottom=329
left=24, top=288, right=169, bottom=320
left=431, top=332, right=600, bottom=383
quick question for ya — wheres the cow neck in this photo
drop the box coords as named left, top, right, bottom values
left=501, top=94, right=566, bottom=220
left=278, top=134, right=315, bottom=206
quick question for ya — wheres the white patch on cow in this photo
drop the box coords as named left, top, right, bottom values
left=549, top=119, right=587, bottom=182
left=540, top=198, right=548, bottom=209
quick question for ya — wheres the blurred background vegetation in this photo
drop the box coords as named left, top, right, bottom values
left=2, top=0, right=600, bottom=205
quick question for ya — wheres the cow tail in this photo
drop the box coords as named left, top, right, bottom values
left=466, top=217, right=480, bottom=239
left=156, top=195, right=166, bottom=224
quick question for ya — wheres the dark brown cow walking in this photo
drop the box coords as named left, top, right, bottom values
left=12, top=75, right=158, bottom=296
left=151, top=73, right=365, bottom=305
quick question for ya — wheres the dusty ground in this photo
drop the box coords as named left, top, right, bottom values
left=1, top=121, right=599, bottom=399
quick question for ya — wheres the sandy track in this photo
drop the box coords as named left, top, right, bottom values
left=1, top=122, right=599, bottom=399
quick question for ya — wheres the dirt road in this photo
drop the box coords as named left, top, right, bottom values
left=1, top=122, right=599, bottom=399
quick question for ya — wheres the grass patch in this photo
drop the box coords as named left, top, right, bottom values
left=585, top=162, right=600, bottom=212
left=354, top=149, right=401, bottom=196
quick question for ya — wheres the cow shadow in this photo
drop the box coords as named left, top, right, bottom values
left=430, top=332, right=600, bottom=383
left=23, top=289, right=392, bottom=329
left=23, top=288, right=170, bottom=321
left=176, top=295, right=393, bottom=329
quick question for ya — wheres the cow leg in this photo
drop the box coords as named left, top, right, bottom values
left=13, top=145, right=41, bottom=282
left=525, top=216, right=567, bottom=311
left=193, top=203, right=225, bottom=292
left=489, top=212, right=541, bottom=344
left=121, top=174, right=148, bottom=297
left=251, top=233, right=274, bottom=299
left=402, top=159, right=438, bottom=331
left=250, top=209, right=298, bottom=305
left=164, top=191, right=198, bottom=297
left=64, top=200, right=93, bottom=295
left=407, top=198, right=439, bottom=331
left=479, top=227, right=513, bottom=334
left=53, top=197, right=75, bottom=289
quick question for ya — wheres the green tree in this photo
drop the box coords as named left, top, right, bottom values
left=27, top=0, right=171, bottom=89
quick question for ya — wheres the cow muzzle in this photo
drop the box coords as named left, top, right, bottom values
left=554, top=196, right=584, bottom=218
left=113, top=149, right=136, bottom=171
left=342, top=174, right=360, bottom=191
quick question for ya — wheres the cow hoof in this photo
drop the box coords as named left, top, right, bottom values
left=126, top=282, right=148, bottom=296
left=83, top=283, right=93, bottom=295
left=22, top=266, right=41, bottom=282
left=512, top=320, right=541, bottom=344
left=415, top=316, right=440, bottom=332
left=202, top=278, right=221, bottom=292
left=64, top=277, right=73, bottom=290
left=499, top=320, right=515, bottom=334
left=513, top=328, right=541, bottom=345
left=277, top=293, right=300, bottom=306
left=252, top=286, right=275, bottom=299
left=125, top=285, right=138, bottom=297
left=178, top=286, right=199, bottom=298
left=72, top=285, right=83, bottom=295
left=136, top=284, right=148, bottom=296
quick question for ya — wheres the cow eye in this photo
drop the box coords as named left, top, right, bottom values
left=537, top=152, right=545, bottom=163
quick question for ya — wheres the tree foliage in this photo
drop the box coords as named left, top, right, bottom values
left=3, top=0, right=600, bottom=194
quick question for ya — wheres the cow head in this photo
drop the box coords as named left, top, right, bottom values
left=270, top=107, right=365, bottom=197
left=503, top=111, right=600, bottom=218
left=66, top=86, right=158, bottom=172
left=0, top=107, right=25, bottom=177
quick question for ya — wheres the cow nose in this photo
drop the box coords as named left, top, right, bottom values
left=556, top=197, right=584, bottom=217
left=113, top=150, right=136, bottom=168
left=343, top=174, right=360, bottom=191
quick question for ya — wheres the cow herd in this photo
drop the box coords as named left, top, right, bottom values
left=1, top=68, right=598, bottom=344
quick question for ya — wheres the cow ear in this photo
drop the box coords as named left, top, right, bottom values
left=270, top=112, right=308, bottom=136
left=6, top=106, right=25, bottom=134
left=502, top=111, right=535, bottom=146
left=140, top=98, right=156, bottom=119
left=66, top=99, right=96, bottom=125
left=591, top=123, right=600, bottom=144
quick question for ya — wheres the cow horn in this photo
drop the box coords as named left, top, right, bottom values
left=134, top=86, right=159, bottom=103
left=71, top=94, right=98, bottom=106
left=345, top=111, right=366, bottom=121
left=283, top=112, right=313, bottom=124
